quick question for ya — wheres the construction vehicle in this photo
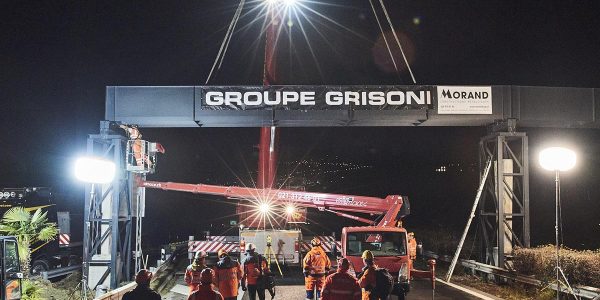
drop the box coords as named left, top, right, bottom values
left=0, top=188, right=81, bottom=276
left=139, top=180, right=436, bottom=298
left=0, top=236, right=23, bottom=300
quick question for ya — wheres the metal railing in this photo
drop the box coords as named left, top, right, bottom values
left=40, top=264, right=82, bottom=280
left=423, top=251, right=600, bottom=299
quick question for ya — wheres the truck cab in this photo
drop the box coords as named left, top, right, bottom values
left=342, top=226, right=411, bottom=296
left=1, top=237, right=22, bottom=300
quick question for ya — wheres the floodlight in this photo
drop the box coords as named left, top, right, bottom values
left=283, top=0, right=298, bottom=7
left=539, top=147, right=576, bottom=171
left=539, top=146, right=577, bottom=300
left=259, top=203, right=271, bottom=214
left=75, top=157, right=116, bottom=184
left=265, top=0, right=298, bottom=7
left=285, top=205, right=295, bottom=215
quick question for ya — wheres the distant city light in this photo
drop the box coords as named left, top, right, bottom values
left=74, top=157, right=116, bottom=184
left=539, top=147, right=576, bottom=171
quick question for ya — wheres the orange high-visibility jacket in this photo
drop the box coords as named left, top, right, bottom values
left=321, top=271, right=361, bottom=300
left=187, top=284, right=224, bottom=300
left=242, top=254, right=268, bottom=286
left=303, top=247, right=331, bottom=275
left=185, top=263, right=207, bottom=293
left=214, top=257, right=243, bottom=298
left=358, top=266, right=377, bottom=300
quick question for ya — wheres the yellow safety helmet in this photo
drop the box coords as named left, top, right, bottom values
left=311, top=237, right=321, bottom=247
left=195, top=251, right=207, bottom=260
left=218, top=249, right=228, bottom=258
left=362, top=250, right=374, bottom=261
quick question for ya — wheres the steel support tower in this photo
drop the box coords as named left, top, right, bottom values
left=478, top=128, right=530, bottom=269
left=82, top=122, right=133, bottom=289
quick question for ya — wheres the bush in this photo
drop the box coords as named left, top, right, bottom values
left=22, top=279, right=42, bottom=300
left=514, top=245, right=600, bottom=287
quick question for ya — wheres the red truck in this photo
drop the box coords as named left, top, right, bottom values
left=140, top=180, right=435, bottom=299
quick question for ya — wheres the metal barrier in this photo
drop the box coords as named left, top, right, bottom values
left=460, top=259, right=600, bottom=300
left=40, top=265, right=82, bottom=280
left=94, top=282, right=137, bottom=300
left=423, top=251, right=600, bottom=299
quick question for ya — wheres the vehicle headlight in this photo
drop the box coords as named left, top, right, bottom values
left=398, top=262, right=409, bottom=283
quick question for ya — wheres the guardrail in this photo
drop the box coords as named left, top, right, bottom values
left=40, top=265, right=82, bottom=280
left=423, top=251, right=600, bottom=299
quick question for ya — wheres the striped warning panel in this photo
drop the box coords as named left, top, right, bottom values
left=188, top=241, right=239, bottom=253
left=59, top=233, right=70, bottom=246
left=300, top=237, right=341, bottom=252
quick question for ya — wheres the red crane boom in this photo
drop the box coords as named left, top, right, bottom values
left=140, top=180, right=407, bottom=227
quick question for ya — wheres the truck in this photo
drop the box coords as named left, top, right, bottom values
left=140, top=180, right=435, bottom=299
left=0, top=236, right=23, bottom=300
left=0, top=188, right=81, bottom=276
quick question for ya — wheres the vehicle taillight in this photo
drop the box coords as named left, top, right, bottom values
left=240, top=239, right=246, bottom=252
left=294, top=240, right=300, bottom=252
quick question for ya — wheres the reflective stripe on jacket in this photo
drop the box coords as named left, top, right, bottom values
left=185, top=263, right=206, bottom=292
left=187, top=284, right=224, bottom=300
left=214, top=258, right=243, bottom=298
left=321, top=271, right=361, bottom=300
left=303, top=247, right=331, bottom=275
left=242, top=254, right=268, bottom=286
left=358, top=266, right=377, bottom=300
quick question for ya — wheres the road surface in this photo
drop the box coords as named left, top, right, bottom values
left=240, top=275, right=499, bottom=300
left=165, top=271, right=500, bottom=300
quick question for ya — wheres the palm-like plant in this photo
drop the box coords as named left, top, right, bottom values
left=0, top=207, right=58, bottom=277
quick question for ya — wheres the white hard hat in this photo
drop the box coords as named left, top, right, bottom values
left=245, top=243, right=256, bottom=252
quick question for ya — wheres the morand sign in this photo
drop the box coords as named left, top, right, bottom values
left=436, top=86, right=493, bottom=114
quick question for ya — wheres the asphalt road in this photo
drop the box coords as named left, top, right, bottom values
left=165, top=270, right=497, bottom=300
left=255, top=274, right=494, bottom=300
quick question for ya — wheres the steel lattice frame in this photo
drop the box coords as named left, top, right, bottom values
left=83, top=126, right=133, bottom=289
left=478, top=132, right=531, bottom=268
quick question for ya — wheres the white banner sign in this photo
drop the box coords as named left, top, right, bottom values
left=437, top=86, right=492, bottom=114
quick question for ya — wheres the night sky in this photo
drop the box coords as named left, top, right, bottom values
left=2, top=1, right=600, bottom=252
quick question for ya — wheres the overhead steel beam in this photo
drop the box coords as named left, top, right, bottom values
left=105, top=85, right=599, bottom=128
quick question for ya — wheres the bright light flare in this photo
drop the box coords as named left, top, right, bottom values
left=283, top=0, right=298, bottom=7
left=539, top=147, right=576, bottom=171
left=74, top=157, right=116, bottom=184
left=259, top=203, right=272, bottom=214
left=285, top=205, right=296, bottom=215
left=265, top=0, right=298, bottom=6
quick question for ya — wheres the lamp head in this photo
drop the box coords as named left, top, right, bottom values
left=285, top=205, right=295, bottom=215
left=259, top=203, right=271, bottom=214
left=539, top=147, right=576, bottom=172
left=75, top=157, right=116, bottom=184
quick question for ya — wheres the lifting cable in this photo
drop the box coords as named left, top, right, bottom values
left=205, top=0, right=246, bottom=84
left=371, top=0, right=417, bottom=84
left=368, top=0, right=401, bottom=77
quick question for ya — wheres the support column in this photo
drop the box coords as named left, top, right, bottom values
left=83, top=123, right=133, bottom=290
left=478, top=131, right=530, bottom=269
